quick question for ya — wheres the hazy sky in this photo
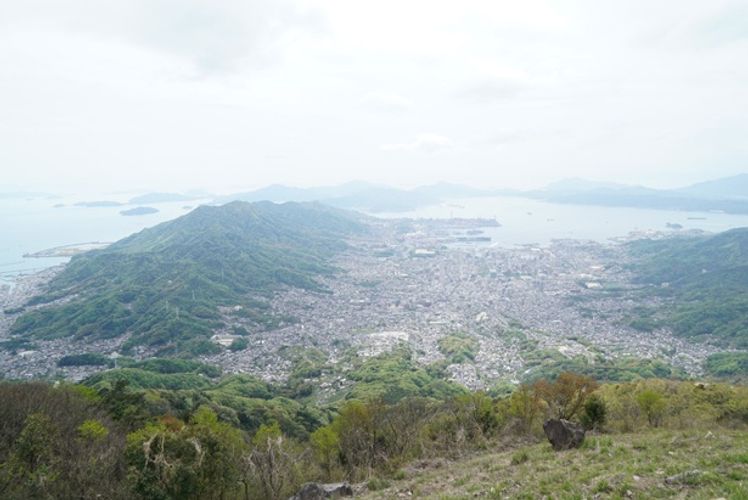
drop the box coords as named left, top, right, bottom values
left=1, top=0, right=747, bottom=194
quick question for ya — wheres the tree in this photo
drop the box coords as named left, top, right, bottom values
left=0, top=383, right=128, bottom=499
left=331, top=401, right=380, bottom=475
left=97, top=379, right=148, bottom=430
left=229, top=338, right=249, bottom=352
left=126, top=407, right=244, bottom=499
left=637, top=389, right=666, bottom=427
left=190, top=406, right=245, bottom=498
left=533, top=372, right=599, bottom=420
left=507, top=384, right=543, bottom=434
left=0, top=412, right=58, bottom=497
left=580, top=394, right=607, bottom=431
left=310, top=426, right=340, bottom=480
left=246, top=422, right=303, bottom=500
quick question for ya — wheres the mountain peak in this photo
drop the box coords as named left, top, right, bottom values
left=12, top=201, right=364, bottom=355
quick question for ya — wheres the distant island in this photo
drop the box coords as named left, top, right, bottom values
left=120, top=206, right=159, bottom=216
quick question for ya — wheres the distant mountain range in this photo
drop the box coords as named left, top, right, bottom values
left=214, top=181, right=495, bottom=213
left=529, top=174, right=748, bottom=214
left=674, top=174, right=748, bottom=199
left=11, top=201, right=366, bottom=356
left=211, top=173, right=748, bottom=215
left=67, top=172, right=748, bottom=215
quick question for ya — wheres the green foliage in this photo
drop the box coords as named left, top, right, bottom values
left=423, top=392, right=503, bottom=456
left=229, top=337, right=249, bottom=351
left=310, top=426, right=340, bottom=478
left=345, top=348, right=467, bottom=403
left=705, top=352, right=748, bottom=378
left=636, top=389, right=666, bottom=427
left=532, top=372, right=598, bottom=420
left=125, top=407, right=245, bottom=500
left=86, top=369, right=213, bottom=391
left=523, top=355, right=686, bottom=383
left=9, top=412, right=56, bottom=473
left=12, top=201, right=364, bottom=355
left=96, top=379, right=150, bottom=430
left=510, top=450, right=529, bottom=465
left=247, top=422, right=305, bottom=500
left=580, top=394, right=607, bottom=431
left=58, top=352, right=114, bottom=368
left=3, top=374, right=748, bottom=498
left=628, top=229, right=748, bottom=347
left=0, top=338, right=38, bottom=354
left=367, top=477, right=391, bottom=491
left=84, top=371, right=328, bottom=441
left=0, top=383, right=127, bottom=499
left=600, top=379, right=748, bottom=432
left=121, top=358, right=222, bottom=378
left=78, top=419, right=109, bottom=441
left=506, top=384, right=543, bottom=435
left=438, top=334, right=479, bottom=364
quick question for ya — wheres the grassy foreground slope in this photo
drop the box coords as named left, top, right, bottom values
left=361, top=430, right=748, bottom=499
left=11, top=201, right=364, bottom=355
left=2, top=369, right=747, bottom=499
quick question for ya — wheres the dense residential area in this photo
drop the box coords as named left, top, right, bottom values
left=0, top=214, right=728, bottom=386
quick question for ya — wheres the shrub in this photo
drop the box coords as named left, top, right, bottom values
left=637, top=389, right=666, bottom=427
left=533, top=372, right=599, bottom=420
left=581, top=394, right=607, bottom=431
left=229, top=338, right=249, bottom=352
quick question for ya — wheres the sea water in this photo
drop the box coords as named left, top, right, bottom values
left=376, top=195, right=748, bottom=246
left=0, top=196, right=204, bottom=283
left=4, top=194, right=748, bottom=285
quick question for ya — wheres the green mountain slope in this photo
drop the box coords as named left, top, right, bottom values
left=11, top=201, right=365, bottom=355
left=628, top=228, right=748, bottom=347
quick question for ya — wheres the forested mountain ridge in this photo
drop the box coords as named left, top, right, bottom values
left=10, top=201, right=366, bottom=355
left=628, top=228, right=748, bottom=347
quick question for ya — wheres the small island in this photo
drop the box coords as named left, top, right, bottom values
left=120, top=206, right=159, bottom=216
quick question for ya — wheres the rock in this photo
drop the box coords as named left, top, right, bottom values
left=290, top=482, right=354, bottom=500
left=543, top=418, right=586, bottom=450
left=664, top=469, right=702, bottom=486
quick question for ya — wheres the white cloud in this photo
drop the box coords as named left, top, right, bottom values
left=381, top=134, right=453, bottom=153
left=1, top=0, right=747, bottom=192
left=362, top=92, right=413, bottom=112
left=0, top=0, right=324, bottom=75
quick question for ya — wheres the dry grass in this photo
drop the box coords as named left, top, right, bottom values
left=358, top=429, right=748, bottom=499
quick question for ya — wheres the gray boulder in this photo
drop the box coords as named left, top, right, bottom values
left=543, top=418, right=585, bottom=450
left=665, top=469, right=703, bottom=486
left=290, top=482, right=353, bottom=500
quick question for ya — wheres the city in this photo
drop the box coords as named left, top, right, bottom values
left=0, top=217, right=721, bottom=389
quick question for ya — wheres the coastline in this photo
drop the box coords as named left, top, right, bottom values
left=22, top=241, right=111, bottom=259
